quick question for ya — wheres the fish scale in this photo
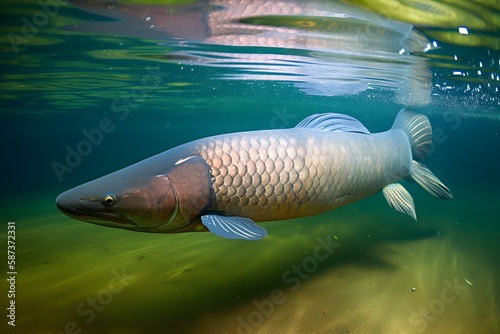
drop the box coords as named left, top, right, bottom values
left=196, top=127, right=408, bottom=222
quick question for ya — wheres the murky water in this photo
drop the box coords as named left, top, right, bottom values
left=1, top=0, right=499, bottom=333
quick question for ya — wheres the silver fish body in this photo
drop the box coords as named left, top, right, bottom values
left=56, top=109, right=452, bottom=240
left=196, top=128, right=411, bottom=221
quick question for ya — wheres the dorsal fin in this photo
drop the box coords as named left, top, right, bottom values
left=295, top=113, right=371, bottom=134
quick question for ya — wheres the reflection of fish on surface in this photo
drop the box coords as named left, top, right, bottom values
left=68, top=0, right=433, bottom=105
left=56, top=109, right=452, bottom=241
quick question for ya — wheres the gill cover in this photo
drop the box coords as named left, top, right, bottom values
left=161, top=156, right=213, bottom=231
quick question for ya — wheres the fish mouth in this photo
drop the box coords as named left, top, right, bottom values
left=56, top=195, right=137, bottom=227
left=75, top=208, right=138, bottom=227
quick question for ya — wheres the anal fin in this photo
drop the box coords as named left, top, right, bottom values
left=201, top=214, right=267, bottom=240
left=411, top=161, right=453, bottom=199
left=383, top=183, right=417, bottom=221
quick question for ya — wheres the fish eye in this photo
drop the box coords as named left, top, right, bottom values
left=106, top=2, right=115, bottom=9
left=104, top=193, right=115, bottom=206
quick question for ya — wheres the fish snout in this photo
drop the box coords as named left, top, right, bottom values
left=56, top=189, right=137, bottom=227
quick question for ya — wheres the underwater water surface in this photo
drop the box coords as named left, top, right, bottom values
left=1, top=0, right=499, bottom=333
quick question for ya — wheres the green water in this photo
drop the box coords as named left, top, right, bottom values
left=1, top=0, right=500, bottom=333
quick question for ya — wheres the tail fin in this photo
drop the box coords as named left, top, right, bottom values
left=392, top=108, right=432, bottom=161
left=392, top=108, right=453, bottom=199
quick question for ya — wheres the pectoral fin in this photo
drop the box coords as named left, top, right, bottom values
left=383, top=183, right=417, bottom=221
left=201, top=214, right=267, bottom=240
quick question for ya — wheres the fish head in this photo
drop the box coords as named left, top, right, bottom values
left=56, top=155, right=213, bottom=232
